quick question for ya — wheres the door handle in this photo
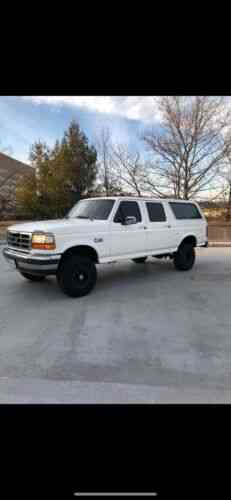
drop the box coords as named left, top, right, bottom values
left=167, top=225, right=171, bottom=228
left=140, top=226, right=147, bottom=229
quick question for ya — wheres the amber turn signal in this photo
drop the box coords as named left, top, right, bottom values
left=31, top=232, right=56, bottom=250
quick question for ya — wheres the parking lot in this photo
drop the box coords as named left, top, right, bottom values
left=0, top=247, right=231, bottom=403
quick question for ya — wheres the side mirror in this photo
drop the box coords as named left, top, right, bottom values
left=124, top=215, right=137, bottom=225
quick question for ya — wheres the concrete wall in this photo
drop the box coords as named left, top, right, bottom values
left=0, top=153, right=32, bottom=220
left=208, top=223, right=231, bottom=242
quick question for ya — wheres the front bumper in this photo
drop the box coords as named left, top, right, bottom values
left=2, top=247, right=61, bottom=275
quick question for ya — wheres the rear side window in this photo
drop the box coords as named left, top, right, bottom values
left=114, top=201, right=142, bottom=223
left=146, top=202, right=166, bottom=222
left=169, top=202, right=202, bottom=220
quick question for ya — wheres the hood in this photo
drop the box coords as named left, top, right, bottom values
left=8, top=218, right=108, bottom=235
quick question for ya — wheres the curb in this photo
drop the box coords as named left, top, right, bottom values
left=209, top=242, right=231, bottom=247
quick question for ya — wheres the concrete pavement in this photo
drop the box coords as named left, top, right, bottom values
left=0, top=247, right=231, bottom=403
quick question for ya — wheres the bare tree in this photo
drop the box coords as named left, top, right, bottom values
left=225, top=181, right=231, bottom=220
left=111, top=144, right=146, bottom=197
left=96, top=128, right=111, bottom=195
left=95, top=128, right=166, bottom=198
left=95, top=128, right=121, bottom=195
left=142, top=96, right=231, bottom=199
left=218, top=153, right=231, bottom=220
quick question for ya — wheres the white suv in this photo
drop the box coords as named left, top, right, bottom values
left=3, top=197, right=208, bottom=297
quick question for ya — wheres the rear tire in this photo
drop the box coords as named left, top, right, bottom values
left=132, top=257, right=147, bottom=264
left=173, top=243, right=195, bottom=271
left=20, top=272, right=46, bottom=282
left=57, top=255, right=97, bottom=297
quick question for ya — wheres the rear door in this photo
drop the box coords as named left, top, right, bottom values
left=110, top=200, right=148, bottom=257
left=144, top=201, right=173, bottom=252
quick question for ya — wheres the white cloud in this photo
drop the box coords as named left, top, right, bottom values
left=22, top=96, right=161, bottom=123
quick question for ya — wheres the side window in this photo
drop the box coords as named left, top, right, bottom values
left=146, top=202, right=166, bottom=222
left=169, top=202, right=202, bottom=220
left=114, top=201, right=142, bottom=223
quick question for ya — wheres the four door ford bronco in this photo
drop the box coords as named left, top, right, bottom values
left=3, top=197, right=208, bottom=297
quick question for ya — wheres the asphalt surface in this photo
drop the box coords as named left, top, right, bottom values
left=0, top=247, right=231, bottom=403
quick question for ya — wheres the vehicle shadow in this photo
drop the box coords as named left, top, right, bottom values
left=8, top=258, right=195, bottom=305
left=96, top=259, right=174, bottom=290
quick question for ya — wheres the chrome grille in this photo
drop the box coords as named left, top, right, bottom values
left=7, top=231, right=31, bottom=251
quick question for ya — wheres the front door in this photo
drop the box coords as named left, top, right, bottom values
left=110, top=200, right=148, bottom=257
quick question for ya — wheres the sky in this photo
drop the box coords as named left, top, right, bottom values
left=0, top=96, right=160, bottom=164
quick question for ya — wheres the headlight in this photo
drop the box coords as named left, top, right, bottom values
left=32, top=232, right=56, bottom=250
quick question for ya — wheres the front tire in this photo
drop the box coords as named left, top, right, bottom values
left=132, top=257, right=147, bottom=264
left=20, top=272, right=46, bottom=282
left=57, top=255, right=97, bottom=298
left=173, top=243, right=195, bottom=271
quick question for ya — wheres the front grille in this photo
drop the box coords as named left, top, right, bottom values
left=7, top=231, right=31, bottom=251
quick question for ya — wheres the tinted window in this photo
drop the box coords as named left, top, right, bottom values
left=67, top=199, right=115, bottom=220
left=114, top=201, right=142, bottom=223
left=146, top=202, right=166, bottom=222
left=169, top=202, right=202, bottom=220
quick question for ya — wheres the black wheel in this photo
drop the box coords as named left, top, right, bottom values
left=132, top=257, right=147, bottom=264
left=20, top=272, right=46, bottom=282
left=173, top=243, right=195, bottom=271
left=57, top=255, right=97, bottom=298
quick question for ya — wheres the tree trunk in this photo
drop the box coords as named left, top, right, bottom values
left=226, top=184, right=231, bottom=221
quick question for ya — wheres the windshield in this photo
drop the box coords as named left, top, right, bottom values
left=66, top=199, right=115, bottom=220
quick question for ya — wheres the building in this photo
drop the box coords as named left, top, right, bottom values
left=0, top=152, right=32, bottom=219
